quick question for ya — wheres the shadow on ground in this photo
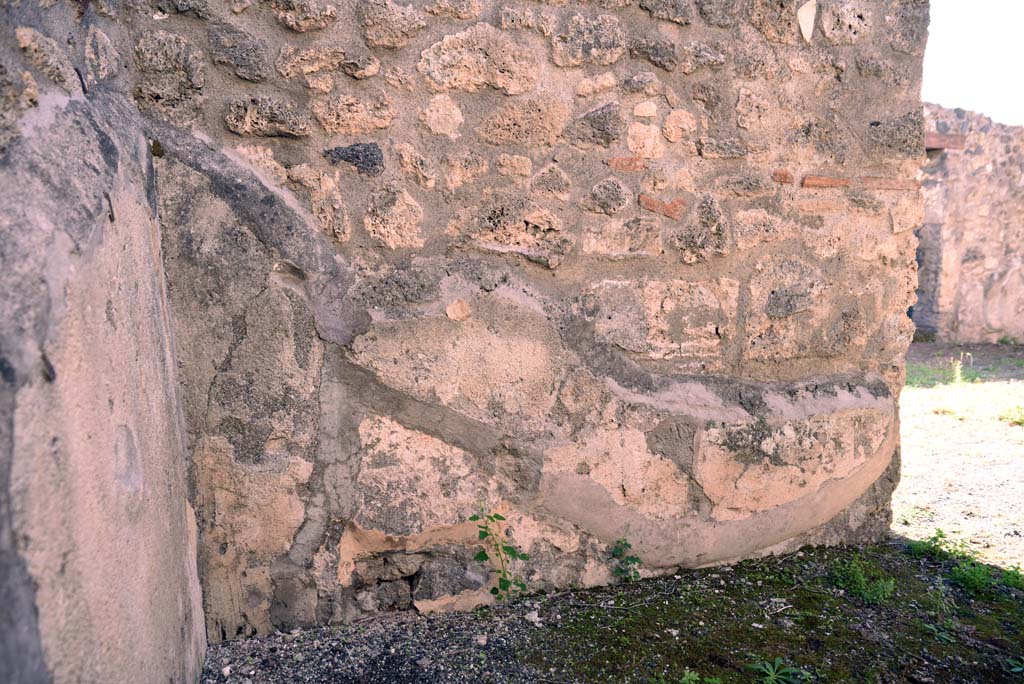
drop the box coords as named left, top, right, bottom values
left=202, top=539, right=1024, bottom=684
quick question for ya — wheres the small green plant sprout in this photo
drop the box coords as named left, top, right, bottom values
left=647, top=673, right=719, bottom=684
left=923, top=581, right=956, bottom=621
left=647, top=676, right=675, bottom=684
left=999, top=405, right=1024, bottom=427
left=1004, top=656, right=1024, bottom=675
left=746, top=657, right=806, bottom=684
left=611, top=537, right=642, bottom=583
left=923, top=620, right=957, bottom=644
left=997, top=335, right=1020, bottom=345
left=469, top=509, right=529, bottom=602
left=830, top=556, right=895, bottom=605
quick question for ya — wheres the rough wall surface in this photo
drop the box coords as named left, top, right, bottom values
left=0, top=5, right=205, bottom=683
left=130, top=0, right=927, bottom=640
left=1, top=0, right=929, bottom=659
left=915, top=104, right=1024, bottom=342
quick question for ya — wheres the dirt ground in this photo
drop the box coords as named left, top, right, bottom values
left=894, top=342, right=1024, bottom=567
left=203, top=542, right=1024, bottom=683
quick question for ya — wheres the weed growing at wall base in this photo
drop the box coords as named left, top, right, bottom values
left=611, top=538, right=642, bottom=583
left=470, top=510, right=529, bottom=602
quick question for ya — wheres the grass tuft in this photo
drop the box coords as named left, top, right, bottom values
left=998, top=405, right=1024, bottom=427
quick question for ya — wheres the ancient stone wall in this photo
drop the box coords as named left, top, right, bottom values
left=2, top=0, right=929, bottom=664
left=0, top=5, right=206, bottom=683
left=137, top=0, right=926, bottom=640
left=914, top=104, right=1024, bottom=342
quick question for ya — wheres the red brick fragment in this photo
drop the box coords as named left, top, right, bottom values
left=638, top=194, right=686, bottom=220
left=858, top=176, right=920, bottom=191
left=605, top=156, right=648, bottom=172
left=801, top=175, right=851, bottom=189
left=771, top=169, right=794, bottom=184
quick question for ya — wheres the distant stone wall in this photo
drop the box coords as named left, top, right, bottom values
left=2, top=0, right=929, bottom=664
left=915, top=104, right=1024, bottom=342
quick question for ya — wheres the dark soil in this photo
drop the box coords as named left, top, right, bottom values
left=202, top=542, right=1024, bottom=684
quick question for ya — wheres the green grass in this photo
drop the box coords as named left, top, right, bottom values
left=830, top=556, right=895, bottom=605
left=999, top=405, right=1024, bottom=427
left=521, top=543, right=1024, bottom=683
left=905, top=529, right=971, bottom=561
left=1000, top=565, right=1024, bottom=591
left=905, top=361, right=982, bottom=388
left=950, top=560, right=996, bottom=596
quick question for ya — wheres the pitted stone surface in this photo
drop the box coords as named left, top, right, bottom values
left=417, top=23, right=538, bottom=95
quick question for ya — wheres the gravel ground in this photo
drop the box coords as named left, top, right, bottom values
left=202, top=602, right=554, bottom=683
left=203, top=544, right=1024, bottom=684
left=202, top=343, right=1024, bottom=684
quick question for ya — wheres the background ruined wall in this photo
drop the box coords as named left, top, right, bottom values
left=914, top=104, right=1024, bottom=343
left=133, top=0, right=927, bottom=641
left=0, top=5, right=205, bottom=683
left=2, top=0, right=929, bottom=659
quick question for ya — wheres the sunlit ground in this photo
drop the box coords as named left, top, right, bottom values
left=894, top=342, right=1024, bottom=567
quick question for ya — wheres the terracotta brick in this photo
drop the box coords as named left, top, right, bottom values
left=638, top=194, right=687, bottom=220
left=801, top=175, right=851, bottom=189
left=771, top=169, right=794, bottom=184
left=605, top=156, right=648, bottom=172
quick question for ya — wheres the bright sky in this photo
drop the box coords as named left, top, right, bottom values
left=922, top=0, right=1024, bottom=126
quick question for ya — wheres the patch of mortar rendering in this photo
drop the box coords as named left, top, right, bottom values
left=0, top=0, right=928, bottom=676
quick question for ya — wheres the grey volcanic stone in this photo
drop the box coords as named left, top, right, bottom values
left=208, top=23, right=272, bottom=82
left=629, top=37, right=679, bottom=71
left=567, top=103, right=625, bottom=147
left=324, top=142, right=385, bottom=176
